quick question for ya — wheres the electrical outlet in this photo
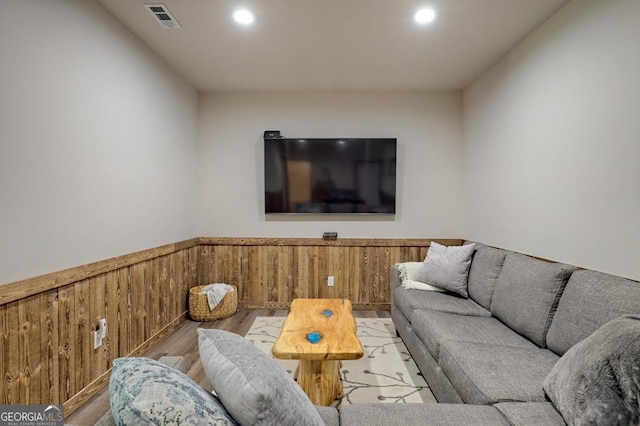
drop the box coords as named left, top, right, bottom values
left=93, top=330, right=102, bottom=349
left=99, top=318, right=108, bottom=338
left=327, top=276, right=334, bottom=287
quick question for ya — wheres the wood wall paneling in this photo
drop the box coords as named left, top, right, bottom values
left=197, top=238, right=461, bottom=310
left=0, top=238, right=458, bottom=416
left=0, top=242, right=199, bottom=416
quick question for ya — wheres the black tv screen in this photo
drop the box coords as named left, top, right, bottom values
left=264, top=138, right=396, bottom=214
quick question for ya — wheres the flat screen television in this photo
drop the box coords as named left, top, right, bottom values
left=264, top=137, right=396, bottom=214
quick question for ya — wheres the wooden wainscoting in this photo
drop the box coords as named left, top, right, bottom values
left=0, top=236, right=461, bottom=416
left=198, top=238, right=462, bottom=310
left=0, top=240, right=198, bottom=415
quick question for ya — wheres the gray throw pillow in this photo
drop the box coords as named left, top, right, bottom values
left=490, top=253, right=575, bottom=347
left=543, top=315, right=640, bottom=426
left=197, top=328, right=324, bottom=426
left=109, top=357, right=237, bottom=425
left=414, top=242, right=476, bottom=298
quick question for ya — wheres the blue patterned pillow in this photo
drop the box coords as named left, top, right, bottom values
left=110, top=357, right=237, bottom=425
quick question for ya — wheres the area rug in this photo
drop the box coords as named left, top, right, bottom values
left=245, top=316, right=436, bottom=407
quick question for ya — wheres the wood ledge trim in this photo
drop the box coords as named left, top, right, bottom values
left=198, top=237, right=462, bottom=247
left=0, top=238, right=199, bottom=306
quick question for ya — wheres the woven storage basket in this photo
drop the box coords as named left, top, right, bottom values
left=189, top=285, right=238, bottom=321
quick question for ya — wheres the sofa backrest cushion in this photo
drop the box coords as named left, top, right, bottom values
left=490, top=253, right=576, bottom=347
left=546, top=269, right=640, bottom=355
left=467, top=244, right=507, bottom=310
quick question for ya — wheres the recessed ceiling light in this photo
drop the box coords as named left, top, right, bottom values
left=233, top=8, right=255, bottom=25
left=413, top=8, right=437, bottom=25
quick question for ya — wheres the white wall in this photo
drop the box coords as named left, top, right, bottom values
left=198, top=91, right=463, bottom=239
left=0, top=1, right=199, bottom=285
left=463, top=0, right=640, bottom=280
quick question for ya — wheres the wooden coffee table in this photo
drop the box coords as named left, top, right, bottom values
left=272, top=298, right=363, bottom=406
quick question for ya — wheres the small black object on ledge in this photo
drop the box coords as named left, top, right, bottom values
left=263, top=130, right=281, bottom=139
left=322, top=232, right=338, bottom=240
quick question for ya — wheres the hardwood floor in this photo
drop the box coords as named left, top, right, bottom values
left=65, top=308, right=391, bottom=425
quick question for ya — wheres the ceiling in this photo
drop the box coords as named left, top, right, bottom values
left=97, top=0, right=569, bottom=91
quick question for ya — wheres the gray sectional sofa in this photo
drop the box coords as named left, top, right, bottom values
left=387, top=242, right=640, bottom=425
left=106, top=242, right=640, bottom=425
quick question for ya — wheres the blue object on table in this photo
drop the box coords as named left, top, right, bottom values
left=320, top=309, right=333, bottom=318
left=307, top=331, right=322, bottom=343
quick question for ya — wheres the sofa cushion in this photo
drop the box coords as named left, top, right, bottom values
left=543, top=315, right=640, bottom=426
left=340, top=403, right=509, bottom=426
left=414, top=242, right=476, bottom=297
left=546, top=269, right=640, bottom=355
left=493, top=402, right=566, bottom=426
left=315, top=406, right=340, bottom=426
left=109, top=357, right=237, bottom=425
left=490, top=253, right=576, bottom=347
left=467, top=244, right=507, bottom=310
left=394, top=286, right=491, bottom=323
left=197, top=329, right=324, bottom=426
left=403, top=330, right=465, bottom=404
left=412, top=311, right=537, bottom=361
left=439, top=341, right=559, bottom=405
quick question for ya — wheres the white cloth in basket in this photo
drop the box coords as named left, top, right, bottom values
left=201, top=283, right=234, bottom=311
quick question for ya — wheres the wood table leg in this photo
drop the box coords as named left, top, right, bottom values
left=297, top=359, right=342, bottom=406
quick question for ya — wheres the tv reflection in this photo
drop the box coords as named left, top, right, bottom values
left=275, top=162, right=393, bottom=214
left=313, top=168, right=337, bottom=203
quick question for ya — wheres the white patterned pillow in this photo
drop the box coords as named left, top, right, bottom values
left=397, top=262, right=424, bottom=281
left=402, top=279, right=449, bottom=292
left=398, top=262, right=448, bottom=292
left=109, top=357, right=237, bottom=425
left=414, top=242, right=476, bottom=297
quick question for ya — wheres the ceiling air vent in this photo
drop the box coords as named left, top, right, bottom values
left=144, top=4, right=181, bottom=29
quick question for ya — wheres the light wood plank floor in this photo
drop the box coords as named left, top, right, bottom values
left=66, top=308, right=391, bottom=425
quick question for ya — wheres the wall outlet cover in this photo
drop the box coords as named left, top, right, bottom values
left=99, top=318, right=108, bottom=338
left=93, top=330, right=102, bottom=349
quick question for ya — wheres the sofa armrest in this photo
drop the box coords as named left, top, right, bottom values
left=390, top=264, right=402, bottom=311
left=391, top=264, right=402, bottom=290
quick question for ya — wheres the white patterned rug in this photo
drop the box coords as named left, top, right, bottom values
left=245, top=316, right=436, bottom=407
